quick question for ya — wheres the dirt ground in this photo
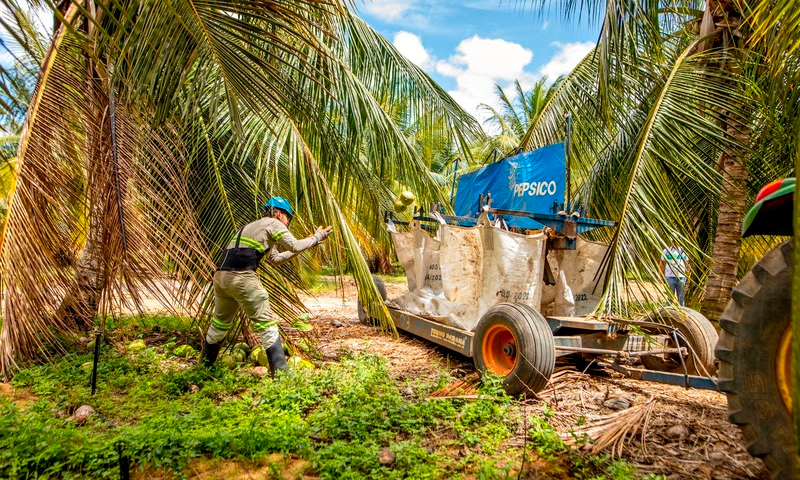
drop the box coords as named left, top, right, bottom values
left=296, top=278, right=769, bottom=480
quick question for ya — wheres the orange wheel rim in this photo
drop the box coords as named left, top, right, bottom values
left=482, top=324, right=517, bottom=375
left=776, top=325, right=793, bottom=415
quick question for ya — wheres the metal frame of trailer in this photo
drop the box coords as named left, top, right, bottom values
left=387, top=307, right=718, bottom=391
left=376, top=197, right=719, bottom=393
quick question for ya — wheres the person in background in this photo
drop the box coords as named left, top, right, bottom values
left=200, top=197, right=332, bottom=374
left=659, top=244, right=689, bottom=307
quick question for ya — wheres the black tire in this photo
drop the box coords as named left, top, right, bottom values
left=473, top=303, right=555, bottom=396
left=717, top=240, right=795, bottom=479
left=640, top=307, right=718, bottom=376
left=357, top=275, right=387, bottom=326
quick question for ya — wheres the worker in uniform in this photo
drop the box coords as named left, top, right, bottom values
left=200, top=197, right=332, bottom=374
left=659, top=243, right=689, bottom=307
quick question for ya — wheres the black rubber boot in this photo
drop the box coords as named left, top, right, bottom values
left=266, top=337, right=288, bottom=375
left=200, top=341, right=221, bottom=368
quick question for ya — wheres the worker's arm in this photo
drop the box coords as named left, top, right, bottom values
left=270, top=226, right=318, bottom=254
left=265, top=224, right=332, bottom=265
left=658, top=259, right=665, bottom=274
left=267, top=248, right=297, bottom=266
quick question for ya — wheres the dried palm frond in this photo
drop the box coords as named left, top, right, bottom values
left=564, top=398, right=657, bottom=458
left=0, top=0, right=482, bottom=375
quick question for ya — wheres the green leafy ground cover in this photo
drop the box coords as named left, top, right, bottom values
left=0, top=321, right=662, bottom=480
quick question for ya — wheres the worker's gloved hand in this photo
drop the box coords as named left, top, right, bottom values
left=313, top=226, right=333, bottom=243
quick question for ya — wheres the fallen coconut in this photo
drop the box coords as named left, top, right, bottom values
left=250, top=346, right=268, bottom=366
left=70, top=405, right=95, bottom=425
left=251, top=366, right=269, bottom=377
left=378, top=447, right=395, bottom=466
left=220, top=355, right=237, bottom=369
left=173, top=344, right=197, bottom=358
left=80, top=361, right=94, bottom=373
left=603, top=396, right=630, bottom=411
left=665, top=424, right=689, bottom=440
left=233, top=342, right=251, bottom=354
left=127, top=339, right=146, bottom=352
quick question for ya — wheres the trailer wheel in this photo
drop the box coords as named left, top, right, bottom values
left=473, top=303, right=555, bottom=396
left=640, top=307, right=717, bottom=376
left=357, top=275, right=387, bottom=326
left=717, top=240, right=794, bottom=479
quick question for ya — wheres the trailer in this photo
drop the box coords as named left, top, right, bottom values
left=359, top=145, right=719, bottom=396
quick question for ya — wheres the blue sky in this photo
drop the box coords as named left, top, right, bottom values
left=356, top=1, right=601, bottom=123
left=0, top=2, right=601, bottom=126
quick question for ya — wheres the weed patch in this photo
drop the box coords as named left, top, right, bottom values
left=2, top=327, right=650, bottom=480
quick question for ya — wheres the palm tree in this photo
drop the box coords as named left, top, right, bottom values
left=514, top=1, right=794, bottom=318
left=0, top=0, right=481, bottom=375
left=478, top=77, right=562, bottom=153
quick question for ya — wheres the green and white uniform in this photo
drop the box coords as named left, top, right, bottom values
left=206, top=217, right=320, bottom=348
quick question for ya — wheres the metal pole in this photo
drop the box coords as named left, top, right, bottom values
left=449, top=158, right=460, bottom=206
left=90, top=331, right=101, bottom=395
left=117, top=441, right=130, bottom=480
left=565, top=115, right=572, bottom=211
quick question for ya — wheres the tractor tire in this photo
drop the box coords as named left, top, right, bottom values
left=640, top=307, right=718, bottom=376
left=357, top=275, right=387, bottom=326
left=473, top=303, right=555, bottom=396
left=717, top=240, right=795, bottom=479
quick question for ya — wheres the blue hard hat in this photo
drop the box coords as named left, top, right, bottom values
left=263, top=197, right=293, bottom=219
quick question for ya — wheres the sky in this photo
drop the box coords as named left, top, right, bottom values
left=356, top=0, right=601, bottom=125
left=0, top=2, right=601, bottom=127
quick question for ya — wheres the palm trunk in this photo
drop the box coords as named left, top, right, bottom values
left=56, top=27, right=110, bottom=330
left=56, top=224, right=106, bottom=330
left=701, top=122, right=749, bottom=322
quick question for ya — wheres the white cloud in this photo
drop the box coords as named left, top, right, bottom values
left=392, top=31, right=433, bottom=70
left=538, top=41, right=594, bottom=79
left=364, top=0, right=415, bottom=22
left=435, top=35, right=534, bottom=124
left=541, top=21, right=549, bottom=30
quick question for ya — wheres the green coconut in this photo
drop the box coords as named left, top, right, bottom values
left=399, top=190, right=415, bottom=205
left=394, top=198, right=407, bottom=213
left=220, top=355, right=237, bottom=369
left=86, top=340, right=96, bottom=351
left=80, top=361, right=94, bottom=372
left=127, top=339, right=146, bottom=352
left=250, top=346, right=268, bottom=366
left=233, top=342, right=251, bottom=354
left=173, top=344, right=196, bottom=358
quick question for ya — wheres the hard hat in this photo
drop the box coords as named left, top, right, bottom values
left=263, top=197, right=293, bottom=220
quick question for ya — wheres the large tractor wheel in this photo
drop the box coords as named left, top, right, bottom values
left=717, top=240, right=795, bottom=479
left=473, top=303, right=555, bottom=396
left=357, top=275, right=387, bottom=326
left=640, top=307, right=718, bottom=376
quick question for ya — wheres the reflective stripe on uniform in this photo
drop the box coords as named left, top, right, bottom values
left=229, top=236, right=266, bottom=253
left=271, top=231, right=287, bottom=241
left=212, top=317, right=233, bottom=330
left=251, top=319, right=277, bottom=332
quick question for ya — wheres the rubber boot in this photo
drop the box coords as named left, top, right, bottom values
left=200, top=341, right=221, bottom=368
left=266, top=337, right=288, bottom=375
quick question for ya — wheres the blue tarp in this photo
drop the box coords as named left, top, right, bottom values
left=454, top=143, right=566, bottom=229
